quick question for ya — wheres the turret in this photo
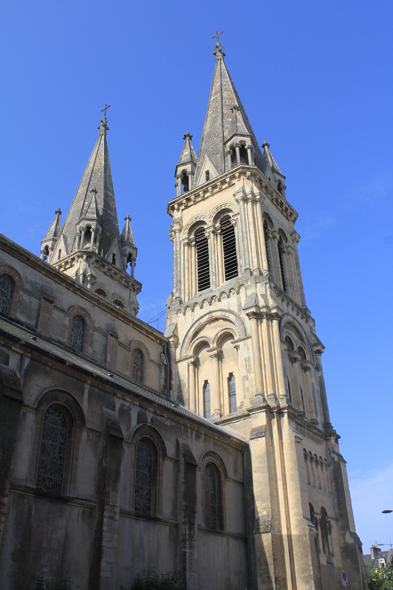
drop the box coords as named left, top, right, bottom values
left=174, top=132, right=197, bottom=197
left=40, top=208, right=62, bottom=261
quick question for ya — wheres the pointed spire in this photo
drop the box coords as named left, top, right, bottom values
left=194, top=40, right=264, bottom=187
left=261, top=141, right=282, bottom=175
left=53, top=114, right=120, bottom=261
left=121, top=215, right=136, bottom=248
left=178, top=132, right=197, bottom=166
left=43, top=208, right=62, bottom=241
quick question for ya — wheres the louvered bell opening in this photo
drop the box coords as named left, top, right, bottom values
left=196, top=230, right=210, bottom=291
left=221, top=217, right=238, bottom=280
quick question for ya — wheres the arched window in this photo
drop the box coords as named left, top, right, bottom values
left=133, top=349, right=144, bottom=382
left=239, top=145, right=248, bottom=165
left=36, top=406, right=70, bottom=495
left=205, top=170, right=210, bottom=182
left=228, top=373, right=237, bottom=413
left=203, top=380, right=211, bottom=419
left=112, top=253, right=116, bottom=265
left=205, top=462, right=223, bottom=530
left=220, top=216, right=238, bottom=280
left=287, top=377, right=292, bottom=403
left=278, top=236, right=287, bottom=292
left=230, top=147, right=237, bottom=167
left=181, top=171, right=189, bottom=193
left=71, top=315, right=86, bottom=352
left=113, top=299, right=124, bottom=309
left=263, top=220, right=272, bottom=273
left=134, top=437, right=157, bottom=516
left=83, top=228, right=92, bottom=247
left=95, top=289, right=106, bottom=298
left=0, top=274, right=15, bottom=316
left=195, top=228, right=210, bottom=291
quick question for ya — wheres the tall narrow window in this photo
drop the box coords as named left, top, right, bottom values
left=134, top=438, right=157, bottom=516
left=263, top=220, right=272, bottom=273
left=205, top=462, right=223, bottom=530
left=36, top=406, right=70, bottom=495
left=133, top=349, right=144, bottom=382
left=287, top=377, right=292, bottom=403
left=0, top=274, right=15, bottom=316
left=221, top=216, right=238, bottom=280
left=205, top=170, right=210, bottom=182
left=228, top=373, right=237, bottom=413
left=278, top=236, right=287, bottom=292
left=239, top=145, right=248, bottom=164
left=203, top=380, right=211, bottom=419
left=181, top=171, right=189, bottom=193
left=195, top=228, right=210, bottom=291
left=300, top=386, right=306, bottom=413
left=320, top=507, right=331, bottom=555
left=71, top=315, right=85, bottom=352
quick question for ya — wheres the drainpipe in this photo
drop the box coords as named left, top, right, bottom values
left=242, top=446, right=253, bottom=590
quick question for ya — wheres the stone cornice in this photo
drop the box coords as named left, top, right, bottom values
left=167, top=165, right=298, bottom=224
left=0, top=234, right=164, bottom=344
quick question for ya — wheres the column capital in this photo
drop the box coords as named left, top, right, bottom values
left=208, top=348, right=222, bottom=360
left=246, top=310, right=261, bottom=322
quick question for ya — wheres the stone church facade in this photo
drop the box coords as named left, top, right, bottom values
left=0, top=41, right=368, bottom=590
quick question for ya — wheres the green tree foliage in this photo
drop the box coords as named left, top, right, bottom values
left=369, top=563, right=393, bottom=590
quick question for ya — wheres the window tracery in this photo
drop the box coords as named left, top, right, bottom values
left=133, top=348, right=144, bottom=382
left=205, top=462, right=222, bottom=530
left=71, top=315, right=86, bottom=352
left=36, top=406, right=69, bottom=495
left=0, top=274, right=15, bottom=316
left=134, top=437, right=157, bottom=516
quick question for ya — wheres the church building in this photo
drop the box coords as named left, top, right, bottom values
left=0, top=40, right=368, bottom=590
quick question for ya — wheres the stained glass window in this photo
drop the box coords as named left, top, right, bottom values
left=36, top=406, right=69, bottom=495
left=71, top=315, right=85, bottom=352
left=205, top=462, right=222, bottom=530
left=133, top=349, right=144, bottom=382
left=134, top=438, right=156, bottom=516
left=0, top=274, right=15, bottom=316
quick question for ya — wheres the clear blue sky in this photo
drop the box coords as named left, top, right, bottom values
left=1, top=0, right=392, bottom=551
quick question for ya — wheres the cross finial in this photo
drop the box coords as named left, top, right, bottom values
left=183, top=132, right=193, bottom=141
left=55, top=208, right=62, bottom=216
left=90, top=188, right=98, bottom=195
left=212, top=30, right=223, bottom=43
left=125, top=215, right=132, bottom=222
left=101, top=104, right=111, bottom=117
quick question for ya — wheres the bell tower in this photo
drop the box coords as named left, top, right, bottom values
left=166, top=39, right=367, bottom=590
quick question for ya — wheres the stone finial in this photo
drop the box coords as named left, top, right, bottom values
left=262, top=141, right=271, bottom=151
left=98, top=116, right=109, bottom=135
left=55, top=208, right=62, bottom=216
left=183, top=132, right=193, bottom=141
left=213, top=40, right=226, bottom=60
left=124, top=215, right=132, bottom=222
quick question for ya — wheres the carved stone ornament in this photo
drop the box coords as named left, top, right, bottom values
left=250, top=425, right=266, bottom=440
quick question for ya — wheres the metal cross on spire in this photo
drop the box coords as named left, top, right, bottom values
left=101, top=104, right=111, bottom=117
left=212, top=30, right=223, bottom=43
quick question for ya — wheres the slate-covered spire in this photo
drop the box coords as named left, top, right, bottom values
left=175, top=132, right=198, bottom=196
left=193, top=40, right=264, bottom=187
left=50, top=115, right=120, bottom=263
left=41, top=208, right=62, bottom=260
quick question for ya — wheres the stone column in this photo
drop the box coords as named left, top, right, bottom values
left=168, top=335, right=178, bottom=400
left=96, top=230, right=101, bottom=255
left=176, top=174, right=182, bottom=197
left=314, top=350, right=332, bottom=432
left=246, top=145, right=254, bottom=165
left=291, top=233, right=307, bottom=307
left=246, top=196, right=259, bottom=272
left=246, top=312, right=265, bottom=402
left=177, top=439, right=198, bottom=590
left=270, top=232, right=281, bottom=287
left=91, top=228, right=96, bottom=252
left=171, top=227, right=181, bottom=301
left=190, top=238, right=196, bottom=297
left=260, top=312, right=274, bottom=401
left=232, top=218, right=243, bottom=275
left=188, top=358, right=197, bottom=412
left=255, top=195, right=269, bottom=274
left=215, top=226, right=224, bottom=286
left=0, top=365, right=23, bottom=547
left=80, top=227, right=87, bottom=249
left=76, top=230, right=82, bottom=250
left=209, top=350, right=222, bottom=418
left=235, top=143, right=241, bottom=165
left=89, top=409, right=124, bottom=590
left=271, top=313, right=287, bottom=405
left=206, top=227, right=217, bottom=290
left=235, top=194, right=251, bottom=271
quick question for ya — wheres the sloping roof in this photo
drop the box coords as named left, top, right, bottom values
left=55, top=116, right=120, bottom=259
left=43, top=209, right=62, bottom=242
left=177, top=132, right=197, bottom=167
left=194, top=42, right=264, bottom=186
left=121, top=215, right=136, bottom=248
